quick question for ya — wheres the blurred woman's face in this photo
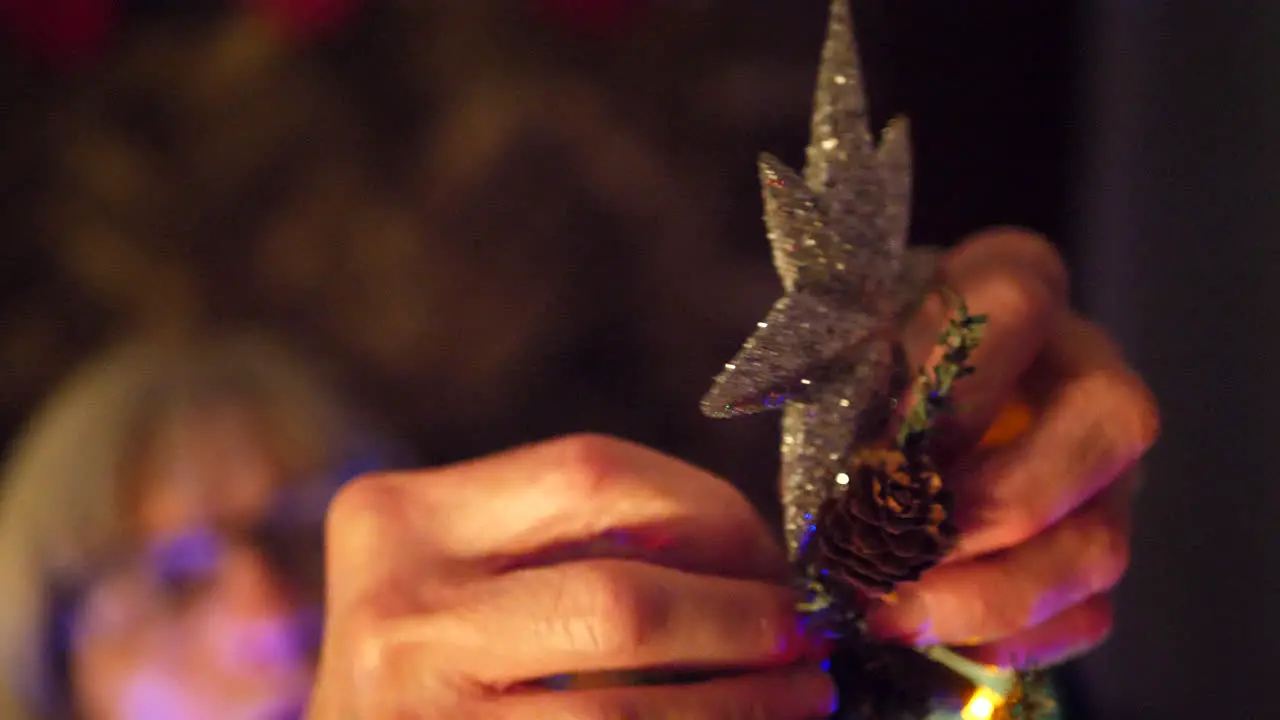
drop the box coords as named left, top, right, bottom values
left=68, top=404, right=323, bottom=720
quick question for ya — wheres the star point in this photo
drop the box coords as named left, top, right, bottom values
left=701, top=0, right=938, bottom=554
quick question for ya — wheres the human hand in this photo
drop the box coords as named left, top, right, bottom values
left=867, top=228, right=1161, bottom=669
left=307, top=435, right=836, bottom=718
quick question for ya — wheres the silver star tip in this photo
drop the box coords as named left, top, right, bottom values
left=699, top=397, right=737, bottom=419
left=758, top=153, right=806, bottom=197
left=699, top=384, right=771, bottom=419
left=701, top=368, right=790, bottom=419
left=758, top=153, right=833, bottom=292
left=757, top=151, right=789, bottom=174
left=882, top=115, right=910, bottom=141
left=821, top=0, right=861, bottom=90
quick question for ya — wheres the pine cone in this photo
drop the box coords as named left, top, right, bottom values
left=814, top=448, right=957, bottom=599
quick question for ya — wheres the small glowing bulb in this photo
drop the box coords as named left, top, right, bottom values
left=962, top=697, right=994, bottom=720
left=961, top=687, right=1005, bottom=720
left=835, top=472, right=850, bottom=485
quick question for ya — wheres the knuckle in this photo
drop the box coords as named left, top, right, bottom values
left=1081, top=369, right=1162, bottom=458
left=926, top=573, right=1028, bottom=642
left=980, top=583, right=1035, bottom=639
left=563, top=560, right=665, bottom=658
left=326, top=471, right=400, bottom=552
left=336, top=600, right=465, bottom=716
left=966, top=227, right=1070, bottom=303
left=543, top=433, right=633, bottom=499
left=980, top=262, right=1058, bottom=333
left=1017, top=232, right=1070, bottom=299
left=754, top=588, right=802, bottom=655
left=967, top=598, right=1026, bottom=643
left=328, top=471, right=389, bottom=517
left=1000, top=505, right=1054, bottom=551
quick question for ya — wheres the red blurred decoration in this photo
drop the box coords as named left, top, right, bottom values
left=0, top=0, right=119, bottom=69
left=0, top=0, right=363, bottom=69
left=242, top=0, right=362, bottom=43
left=532, top=0, right=646, bottom=38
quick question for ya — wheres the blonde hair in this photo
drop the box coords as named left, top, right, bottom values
left=0, top=334, right=394, bottom=718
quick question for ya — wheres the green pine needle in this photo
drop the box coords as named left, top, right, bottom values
left=895, top=288, right=987, bottom=452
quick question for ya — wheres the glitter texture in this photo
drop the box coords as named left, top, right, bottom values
left=701, top=0, right=938, bottom=555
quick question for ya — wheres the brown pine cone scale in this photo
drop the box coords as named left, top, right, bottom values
left=814, top=448, right=957, bottom=599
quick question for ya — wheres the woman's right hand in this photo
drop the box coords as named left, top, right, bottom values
left=307, top=433, right=835, bottom=719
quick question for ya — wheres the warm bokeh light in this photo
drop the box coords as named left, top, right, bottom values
left=961, top=686, right=1006, bottom=720
left=978, top=400, right=1034, bottom=448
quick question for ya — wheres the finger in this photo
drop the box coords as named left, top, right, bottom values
left=949, top=317, right=1158, bottom=559
left=902, top=228, right=1069, bottom=456
left=863, top=481, right=1130, bottom=646
left=362, top=559, right=812, bottom=689
left=957, top=593, right=1114, bottom=670
left=484, top=664, right=836, bottom=720
left=326, top=434, right=787, bottom=606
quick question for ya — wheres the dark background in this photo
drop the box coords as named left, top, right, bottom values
left=1071, top=3, right=1280, bottom=719
left=2, top=2, right=1272, bottom=718
left=0, top=0, right=1078, bottom=472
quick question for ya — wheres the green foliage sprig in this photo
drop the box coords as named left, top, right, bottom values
left=896, top=288, right=988, bottom=454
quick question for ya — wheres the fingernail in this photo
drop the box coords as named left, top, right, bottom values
left=863, top=590, right=931, bottom=645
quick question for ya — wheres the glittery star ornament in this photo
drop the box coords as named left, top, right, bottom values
left=701, top=0, right=939, bottom=555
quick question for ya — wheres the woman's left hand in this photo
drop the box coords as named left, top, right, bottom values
left=867, top=228, right=1161, bottom=669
